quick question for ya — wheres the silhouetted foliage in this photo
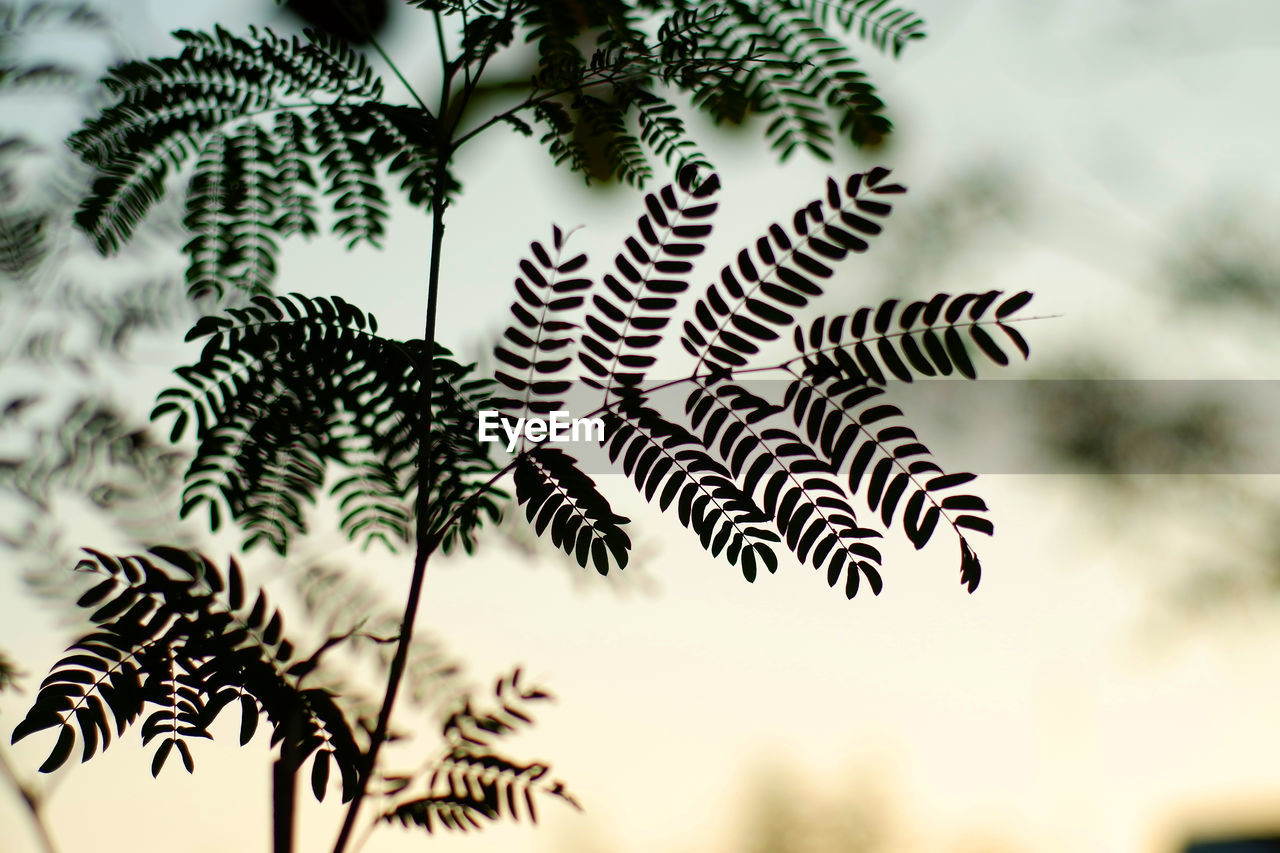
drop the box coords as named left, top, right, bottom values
left=141, top=167, right=1033, bottom=595
left=151, top=294, right=504, bottom=555
left=6, top=1, right=1041, bottom=849
left=12, top=547, right=362, bottom=794
left=66, top=0, right=926, bottom=299
left=381, top=668, right=579, bottom=832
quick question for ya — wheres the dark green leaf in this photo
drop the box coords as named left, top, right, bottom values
left=39, top=725, right=76, bottom=773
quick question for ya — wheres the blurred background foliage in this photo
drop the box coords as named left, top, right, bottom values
left=0, top=1, right=195, bottom=614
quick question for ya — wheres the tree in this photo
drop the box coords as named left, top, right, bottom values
left=5, top=1, right=1038, bottom=851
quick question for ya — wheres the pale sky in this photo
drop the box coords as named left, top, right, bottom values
left=3, top=1, right=1280, bottom=852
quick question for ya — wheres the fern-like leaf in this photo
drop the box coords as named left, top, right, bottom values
left=532, top=100, right=593, bottom=178
left=181, top=125, right=279, bottom=300
left=580, top=166, right=719, bottom=402
left=490, top=225, right=591, bottom=426
left=783, top=290, right=1035, bottom=590
left=513, top=447, right=631, bottom=575
left=628, top=87, right=714, bottom=180
left=11, top=547, right=362, bottom=799
left=800, top=0, right=926, bottom=57
left=794, top=290, right=1032, bottom=386
left=603, top=402, right=781, bottom=581
left=478, top=167, right=1035, bottom=597
left=754, top=1, right=891, bottom=147
left=310, top=105, right=387, bottom=248
left=382, top=668, right=578, bottom=834
left=65, top=25, right=426, bottom=292
left=685, top=379, right=885, bottom=597
left=151, top=294, right=502, bottom=554
left=577, top=92, right=651, bottom=187
left=682, top=167, right=903, bottom=374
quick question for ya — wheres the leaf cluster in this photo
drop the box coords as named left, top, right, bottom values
left=12, top=168, right=1037, bottom=836
left=0, top=3, right=205, bottom=641
left=11, top=547, right=362, bottom=801
left=150, top=293, right=504, bottom=555
left=137, top=166, right=1036, bottom=598
left=69, top=25, right=446, bottom=300
left=508, top=0, right=925, bottom=175
left=381, top=668, right=578, bottom=834
left=483, top=166, right=1037, bottom=596
left=66, top=0, right=927, bottom=299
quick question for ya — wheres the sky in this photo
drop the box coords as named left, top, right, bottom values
left=3, top=1, right=1280, bottom=852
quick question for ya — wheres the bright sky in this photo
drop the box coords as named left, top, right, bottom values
left=3, top=1, right=1280, bottom=852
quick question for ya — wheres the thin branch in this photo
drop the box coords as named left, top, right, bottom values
left=460, top=3, right=473, bottom=90
left=433, top=8, right=452, bottom=80
left=372, top=37, right=431, bottom=113
left=0, top=745, right=58, bottom=853
left=329, top=1, right=433, bottom=114
left=448, top=0, right=521, bottom=133
left=452, top=54, right=764, bottom=150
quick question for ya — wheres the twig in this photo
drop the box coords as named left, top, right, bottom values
left=0, top=745, right=58, bottom=853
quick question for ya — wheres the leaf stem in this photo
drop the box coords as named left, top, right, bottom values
left=432, top=8, right=453, bottom=90
left=446, top=0, right=519, bottom=133
left=330, top=46, right=458, bottom=853
left=451, top=54, right=764, bottom=150
left=423, top=312, right=1055, bottom=545
left=329, top=1, right=432, bottom=114
left=373, top=36, right=431, bottom=113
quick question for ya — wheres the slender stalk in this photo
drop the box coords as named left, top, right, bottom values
left=459, top=3, right=473, bottom=90
left=330, top=166, right=449, bottom=853
left=446, top=0, right=519, bottom=133
left=432, top=8, right=452, bottom=75
left=372, top=36, right=431, bottom=113
left=331, top=16, right=461, bottom=850
left=0, top=745, right=58, bottom=853
left=330, top=1, right=432, bottom=114
left=451, top=54, right=764, bottom=150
